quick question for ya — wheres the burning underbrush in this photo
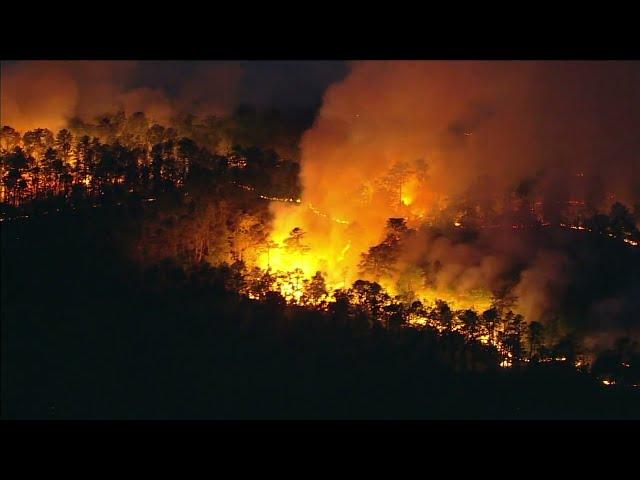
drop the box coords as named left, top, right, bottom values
left=189, top=211, right=638, bottom=382
left=2, top=108, right=640, bottom=390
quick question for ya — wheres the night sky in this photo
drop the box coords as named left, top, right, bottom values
left=126, top=61, right=350, bottom=109
left=2, top=60, right=348, bottom=110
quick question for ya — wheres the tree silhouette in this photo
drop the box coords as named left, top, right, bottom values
left=348, top=280, right=391, bottom=324
left=527, top=321, right=545, bottom=361
left=22, top=128, right=53, bottom=160
left=609, top=202, right=638, bottom=239
left=481, top=307, right=499, bottom=345
left=0, top=126, right=21, bottom=153
left=500, top=312, right=525, bottom=364
left=358, top=242, right=397, bottom=281
left=358, top=218, right=413, bottom=281
left=302, top=271, right=328, bottom=307
left=429, top=299, right=454, bottom=332
left=283, top=227, right=311, bottom=256
left=55, top=129, right=73, bottom=164
left=459, top=309, right=482, bottom=341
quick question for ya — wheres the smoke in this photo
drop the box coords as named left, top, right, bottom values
left=3, top=60, right=639, bottom=339
left=1, top=60, right=349, bottom=134
left=0, top=60, right=246, bottom=131
left=300, top=61, right=640, bottom=214
left=1, top=61, right=82, bottom=132
left=174, top=62, right=244, bottom=117
left=269, top=61, right=640, bottom=333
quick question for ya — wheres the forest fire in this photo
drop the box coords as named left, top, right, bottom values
left=3, top=60, right=640, bottom=422
left=2, top=116, right=639, bottom=340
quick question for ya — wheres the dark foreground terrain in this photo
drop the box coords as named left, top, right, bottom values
left=2, top=209, right=639, bottom=419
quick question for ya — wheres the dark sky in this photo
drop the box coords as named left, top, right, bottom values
left=1, top=60, right=350, bottom=131
left=124, top=60, right=350, bottom=111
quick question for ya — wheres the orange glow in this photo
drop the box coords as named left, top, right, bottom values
left=400, top=177, right=420, bottom=206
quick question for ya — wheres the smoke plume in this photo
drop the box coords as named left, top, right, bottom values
left=0, top=60, right=245, bottom=131
left=269, top=61, right=640, bottom=332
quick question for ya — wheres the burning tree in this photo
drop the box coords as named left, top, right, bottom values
left=481, top=307, right=499, bottom=345
left=302, top=271, right=328, bottom=307
left=0, top=126, right=21, bottom=152
left=358, top=218, right=413, bottom=281
left=283, top=227, right=311, bottom=256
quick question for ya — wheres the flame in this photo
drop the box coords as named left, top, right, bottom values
left=400, top=177, right=420, bottom=206
left=337, top=241, right=351, bottom=262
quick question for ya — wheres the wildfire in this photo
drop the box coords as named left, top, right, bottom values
left=308, top=203, right=350, bottom=225
left=232, top=181, right=301, bottom=204
left=400, top=177, right=420, bottom=206
left=500, top=353, right=513, bottom=368
left=337, top=242, right=351, bottom=262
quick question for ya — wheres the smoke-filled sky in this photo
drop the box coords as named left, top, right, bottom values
left=299, top=61, right=640, bottom=215
left=0, top=60, right=349, bottom=131
left=3, top=60, right=640, bottom=345
left=267, top=61, right=640, bottom=342
left=273, top=61, right=640, bottom=255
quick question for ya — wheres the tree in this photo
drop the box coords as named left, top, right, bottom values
left=358, top=242, right=397, bottom=281
left=278, top=268, right=306, bottom=302
left=429, top=299, right=454, bottom=332
left=0, top=126, right=21, bottom=153
left=146, top=124, right=167, bottom=148
left=384, top=218, right=410, bottom=243
left=74, top=135, right=91, bottom=180
left=176, top=137, right=199, bottom=176
left=260, top=239, right=279, bottom=270
left=22, top=128, right=54, bottom=161
left=407, top=300, right=426, bottom=325
left=264, top=290, right=286, bottom=310
left=42, top=147, right=59, bottom=194
left=124, top=112, right=149, bottom=145
left=481, top=307, right=500, bottom=345
left=283, top=227, right=311, bottom=256
left=2, top=147, right=31, bottom=204
left=348, top=280, right=391, bottom=323
left=491, top=291, right=518, bottom=316
left=500, top=312, right=525, bottom=364
left=302, top=271, right=328, bottom=307
left=245, top=267, right=277, bottom=301
left=358, top=218, right=413, bottom=281
left=55, top=129, right=74, bottom=164
left=609, top=202, right=638, bottom=239
left=384, top=160, right=412, bottom=204
left=458, top=309, right=482, bottom=341
left=383, top=303, right=406, bottom=330
left=328, top=288, right=351, bottom=324
left=230, top=212, right=267, bottom=263
left=95, top=111, right=125, bottom=142
left=553, top=334, right=579, bottom=365
left=527, top=321, right=545, bottom=360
